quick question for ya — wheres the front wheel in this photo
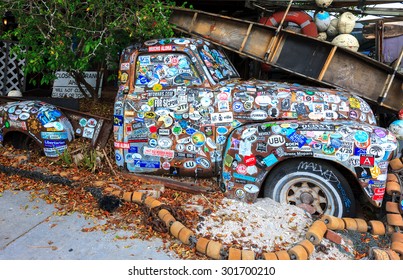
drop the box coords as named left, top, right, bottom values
left=263, top=159, right=356, bottom=217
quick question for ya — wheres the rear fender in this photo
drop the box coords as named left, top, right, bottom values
left=220, top=120, right=398, bottom=206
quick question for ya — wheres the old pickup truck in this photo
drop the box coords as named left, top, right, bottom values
left=113, top=37, right=398, bottom=218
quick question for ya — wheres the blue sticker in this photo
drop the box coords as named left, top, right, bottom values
left=287, top=131, right=307, bottom=148
left=222, top=172, right=231, bottom=180
left=262, top=154, right=278, bottom=168
left=149, top=138, right=158, bottom=147
left=113, top=115, right=124, bottom=126
left=217, top=126, right=228, bottom=135
left=233, top=101, right=244, bottom=112
left=44, top=139, right=66, bottom=148
left=186, top=127, right=197, bottom=135
left=134, top=160, right=161, bottom=169
left=217, top=135, right=227, bottom=145
left=354, top=147, right=367, bottom=156
left=330, top=138, right=342, bottom=149
left=354, top=130, right=369, bottom=143
left=40, top=132, right=69, bottom=140
left=233, top=173, right=256, bottom=182
left=129, top=146, right=139, bottom=153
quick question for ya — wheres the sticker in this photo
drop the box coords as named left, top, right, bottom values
left=216, top=126, right=228, bottom=135
left=197, top=157, right=211, bottom=169
left=174, top=39, right=190, bottom=44
left=236, top=164, right=247, bottom=174
left=158, top=137, right=173, bottom=148
left=125, top=153, right=134, bottom=163
left=148, top=138, right=158, bottom=147
left=211, top=112, right=233, bottom=124
left=236, top=189, right=246, bottom=199
left=354, top=130, right=369, bottom=143
left=268, top=107, right=280, bottom=118
left=149, top=45, right=173, bottom=52
left=366, top=144, right=385, bottom=159
left=233, top=173, right=256, bottom=182
left=162, top=161, right=171, bottom=170
left=267, top=135, right=285, bottom=147
left=360, top=155, right=375, bottom=167
left=191, top=132, right=206, bottom=147
left=250, top=110, right=268, bottom=120
left=144, top=39, right=158, bottom=46
left=373, top=128, right=387, bottom=138
left=114, top=141, right=130, bottom=149
left=183, top=161, right=196, bottom=169
left=18, top=113, right=30, bottom=120
left=287, top=131, right=307, bottom=148
left=262, top=154, right=278, bottom=168
left=243, top=155, right=256, bottom=166
left=241, top=127, right=257, bottom=139
left=255, top=95, right=271, bottom=106
left=244, top=184, right=259, bottom=194
left=79, top=118, right=87, bottom=127
left=44, top=139, right=66, bottom=148
left=143, top=147, right=175, bottom=158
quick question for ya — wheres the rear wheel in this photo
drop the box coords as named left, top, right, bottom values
left=263, top=159, right=356, bottom=217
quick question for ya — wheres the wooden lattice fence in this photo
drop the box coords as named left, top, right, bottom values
left=0, top=40, right=25, bottom=96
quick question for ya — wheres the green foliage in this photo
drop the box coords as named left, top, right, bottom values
left=57, top=148, right=73, bottom=168
left=0, top=0, right=177, bottom=99
left=79, top=149, right=99, bottom=173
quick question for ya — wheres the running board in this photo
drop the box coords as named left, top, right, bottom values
left=169, top=7, right=403, bottom=112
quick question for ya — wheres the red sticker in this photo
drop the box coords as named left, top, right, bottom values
left=244, top=155, right=256, bottom=166
left=236, top=164, right=247, bottom=175
left=360, top=156, right=374, bottom=167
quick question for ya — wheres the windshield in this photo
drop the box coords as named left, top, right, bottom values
left=198, top=44, right=239, bottom=83
left=134, top=53, right=202, bottom=89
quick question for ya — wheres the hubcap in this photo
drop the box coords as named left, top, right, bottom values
left=282, top=178, right=331, bottom=215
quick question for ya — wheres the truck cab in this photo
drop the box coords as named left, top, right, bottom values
left=114, top=38, right=398, bottom=217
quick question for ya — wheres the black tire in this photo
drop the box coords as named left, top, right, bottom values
left=263, top=158, right=356, bottom=217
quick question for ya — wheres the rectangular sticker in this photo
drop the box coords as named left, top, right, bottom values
left=262, top=154, right=278, bottom=168
left=114, top=141, right=130, bottom=149
left=360, top=155, right=375, bottom=167
left=143, top=147, right=175, bottom=158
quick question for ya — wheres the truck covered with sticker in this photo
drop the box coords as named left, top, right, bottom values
left=114, top=38, right=398, bottom=217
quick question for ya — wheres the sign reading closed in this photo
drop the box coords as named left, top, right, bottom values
left=52, top=71, right=102, bottom=98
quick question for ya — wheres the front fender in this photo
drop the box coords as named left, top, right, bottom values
left=0, top=100, right=74, bottom=157
left=220, top=120, right=398, bottom=206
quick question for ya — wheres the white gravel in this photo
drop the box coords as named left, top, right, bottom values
left=196, top=197, right=355, bottom=260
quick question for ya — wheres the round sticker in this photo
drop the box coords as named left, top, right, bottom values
left=235, top=189, right=245, bottom=199
left=152, top=84, right=163, bottom=91
left=216, top=126, right=228, bottom=135
left=144, top=39, right=158, bottom=46
left=244, top=184, right=259, bottom=194
left=162, top=161, right=171, bottom=170
left=236, top=164, right=247, bottom=174
left=87, top=118, right=97, bottom=128
left=374, top=128, right=387, bottom=138
left=18, top=113, right=30, bottom=120
left=191, top=132, right=206, bottom=147
left=158, top=137, right=173, bottom=148
left=174, top=39, right=190, bottom=44
left=354, top=130, right=369, bottom=143
left=200, top=97, right=211, bottom=107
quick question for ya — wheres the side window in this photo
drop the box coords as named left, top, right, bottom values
left=134, top=53, right=202, bottom=89
left=198, top=45, right=239, bottom=83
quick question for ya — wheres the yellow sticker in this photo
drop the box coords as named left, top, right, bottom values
left=349, top=97, right=360, bottom=109
left=370, top=166, right=381, bottom=178
left=152, top=83, right=163, bottom=91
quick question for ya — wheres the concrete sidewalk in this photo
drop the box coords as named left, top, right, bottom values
left=0, top=190, right=177, bottom=260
